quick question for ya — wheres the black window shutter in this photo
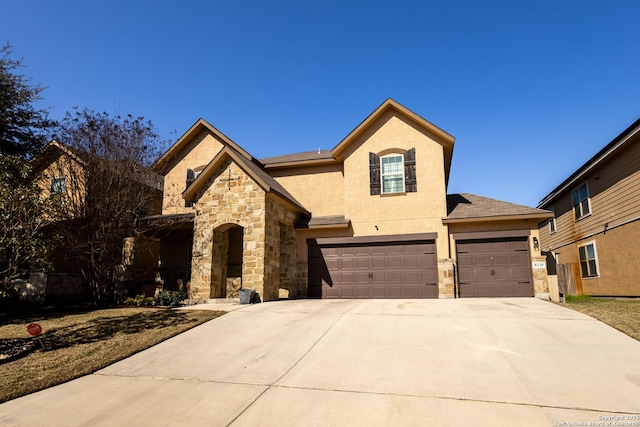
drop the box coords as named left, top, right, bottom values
left=185, top=168, right=196, bottom=207
left=404, top=148, right=417, bottom=192
left=369, top=152, right=381, bottom=195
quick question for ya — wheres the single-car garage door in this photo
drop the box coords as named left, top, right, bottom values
left=456, top=237, right=533, bottom=297
left=308, top=235, right=438, bottom=299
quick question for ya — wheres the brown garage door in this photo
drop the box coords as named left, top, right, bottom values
left=308, top=240, right=438, bottom=299
left=456, top=238, right=533, bottom=297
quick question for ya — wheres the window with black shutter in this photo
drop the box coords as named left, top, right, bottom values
left=404, top=148, right=417, bottom=192
left=369, top=153, right=380, bottom=195
left=370, top=148, right=417, bottom=195
left=185, top=168, right=196, bottom=207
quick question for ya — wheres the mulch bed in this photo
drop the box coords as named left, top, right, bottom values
left=0, top=338, right=39, bottom=364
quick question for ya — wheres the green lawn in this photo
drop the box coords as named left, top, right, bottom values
left=560, top=295, right=640, bottom=341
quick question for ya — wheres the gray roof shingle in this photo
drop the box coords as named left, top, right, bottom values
left=260, top=150, right=334, bottom=166
left=446, top=193, right=552, bottom=220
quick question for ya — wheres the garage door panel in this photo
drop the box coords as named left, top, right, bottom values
left=493, top=254, right=510, bottom=265
left=355, top=286, right=370, bottom=297
left=372, top=286, right=387, bottom=297
left=423, top=270, right=437, bottom=284
left=387, top=271, right=403, bottom=283
left=312, top=240, right=438, bottom=299
left=370, top=246, right=386, bottom=255
left=512, top=253, right=529, bottom=264
left=456, top=237, right=533, bottom=298
left=512, top=268, right=530, bottom=281
left=405, top=271, right=419, bottom=282
left=494, top=268, right=510, bottom=280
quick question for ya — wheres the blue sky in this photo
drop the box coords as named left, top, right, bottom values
left=2, top=1, right=639, bottom=207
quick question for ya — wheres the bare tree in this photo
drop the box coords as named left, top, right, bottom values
left=51, top=108, right=165, bottom=306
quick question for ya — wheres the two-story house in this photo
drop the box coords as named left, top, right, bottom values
left=537, top=118, right=640, bottom=296
left=148, top=99, right=553, bottom=302
left=30, top=140, right=163, bottom=301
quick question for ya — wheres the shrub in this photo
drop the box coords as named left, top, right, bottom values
left=155, top=290, right=187, bottom=307
left=124, top=294, right=155, bottom=307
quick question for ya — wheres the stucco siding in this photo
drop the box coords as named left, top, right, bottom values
left=162, top=131, right=225, bottom=215
left=270, top=163, right=345, bottom=216
left=341, top=111, right=449, bottom=256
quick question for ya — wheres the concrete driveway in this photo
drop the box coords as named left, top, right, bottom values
left=1, top=298, right=639, bottom=426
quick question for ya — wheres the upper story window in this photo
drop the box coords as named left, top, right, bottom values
left=369, top=148, right=416, bottom=195
left=571, top=182, right=590, bottom=220
left=578, top=241, right=599, bottom=278
left=185, top=168, right=202, bottom=207
left=549, top=218, right=556, bottom=234
left=50, top=177, right=66, bottom=196
left=381, top=154, right=404, bottom=194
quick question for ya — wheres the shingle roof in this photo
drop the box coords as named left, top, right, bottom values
left=260, top=150, right=334, bottom=166
left=183, top=145, right=309, bottom=215
left=445, top=193, right=553, bottom=221
left=295, top=215, right=351, bottom=229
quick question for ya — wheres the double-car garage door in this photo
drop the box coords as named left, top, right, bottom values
left=308, top=233, right=534, bottom=299
left=308, top=234, right=438, bottom=299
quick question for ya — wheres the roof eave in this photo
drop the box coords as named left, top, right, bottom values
left=262, top=157, right=339, bottom=169
left=153, top=118, right=253, bottom=174
left=443, top=212, right=554, bottom=224
left=183, top=147, right=267, bottom=202
left=537, top=118, right=640, bottom=208
left=331, top=98, right=455, bottom=182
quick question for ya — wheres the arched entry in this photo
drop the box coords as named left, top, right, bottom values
left=210, top=223, right=244, bottom=298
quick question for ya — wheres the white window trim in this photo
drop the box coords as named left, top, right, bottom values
left=380, top=153, right=405, bottom=194
left=577, top=240, right=599, bottom=279
left=549, top=217, right=556, bottom=235
left=571, top=182, right=591, bottom=221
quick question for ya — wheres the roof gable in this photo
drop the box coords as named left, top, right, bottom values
left=331, top=98, right=455, bottom=184
left=538, top=117, right=640, bottom=208
left=152, top=118, right=252, bottom=174
left=32, top=140, right=86, bottom=173
left=183, top=145, right=309, bottom=214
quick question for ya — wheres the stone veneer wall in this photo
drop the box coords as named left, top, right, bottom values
left=437, top=258, right=455, bottom=298
left=531, top=255, right=550, bottom=299
left=264, top=195, right=297, bottom=300
left=296, top=263, right=308, bottom=296
left=190, top=159, right=266, bottom=300
left=189, top=159, right=299, bottom=302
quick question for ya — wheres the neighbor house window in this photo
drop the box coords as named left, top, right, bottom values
left=50, top=177, right=66, bottom=196
left=578, top=242, right=598, bottom=278
left=548, top=205, right=556, bottom=234
left=571, top=182, right=590, bottom=220
left=381, top=154, right=404, bottom=194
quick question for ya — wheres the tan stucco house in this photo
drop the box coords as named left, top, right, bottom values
left=29, top=141, right=163, bottom=301
left=147, top=99, right=553, bottom=301
left=537, top=117, right=640, bottom=296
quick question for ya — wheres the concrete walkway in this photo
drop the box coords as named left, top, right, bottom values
left=1, top=298, right=639, bottom=426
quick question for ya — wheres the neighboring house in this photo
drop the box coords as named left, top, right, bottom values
left=148, top=99, right=553, bottom=301
left=537, top=118, right=640, bottom=296
left=30, top=141, right=163, bottom=300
